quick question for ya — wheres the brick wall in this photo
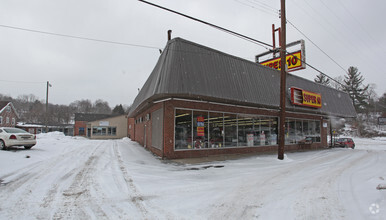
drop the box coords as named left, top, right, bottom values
left=127, top=117, right=135, bottom=139
left=74, top=121, right=87, bottom=136
left=133, top=103, right=163, bottom=156
left=132, top=99, right=328, bottom=159
left=0, top=107, right=18, bottom=127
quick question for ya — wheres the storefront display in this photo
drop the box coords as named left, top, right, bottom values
left=174, top=108, right=289, bottom=150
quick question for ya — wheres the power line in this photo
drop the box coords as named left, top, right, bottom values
left=138, top=0, right=273, bottom=50
left=336, top=0, right=386, bottom=53
left=286, top=19, right=348, bottom=74
left=249, top=0, right=278, bottom=12
left=0, top=79, right=46, bottom=84
left=235, top=0, right=349, bottom=80
left=233, top=0, right=279, bottom=17
left=288, top=0, right=362, bottom=63
left=0, top=2, right=347, bottom=91
left=0, top=24, right=161, bottom=50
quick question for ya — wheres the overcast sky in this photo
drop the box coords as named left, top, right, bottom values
left=1, top=0, right=385, bottom=107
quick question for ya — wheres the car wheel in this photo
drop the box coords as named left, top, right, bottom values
left=0, top=140, right=7, bottom=150
left=24, top=146, right=32, bottom=150
left=352, top=144, right=355, bottom=149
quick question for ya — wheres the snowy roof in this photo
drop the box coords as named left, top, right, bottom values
left=129, top=38, right=356, bottom=118
left=0, top=101, right=20, bottom=118
left=74, top=113, right=126, bottom=122
left=74, top=113, right=114, bottom=122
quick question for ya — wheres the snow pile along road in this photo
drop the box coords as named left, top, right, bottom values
left=0, top=133, right=385, bottom=219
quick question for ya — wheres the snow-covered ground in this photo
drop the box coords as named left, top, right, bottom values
left=0, top=132, right=385, bottom=219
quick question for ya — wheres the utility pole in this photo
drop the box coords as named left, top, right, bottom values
left=45, top=81, right=52, bottom=133
left=278, top=0, right=286, bottom=160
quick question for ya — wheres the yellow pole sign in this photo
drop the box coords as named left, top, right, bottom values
left=260, top=50, right=305, bottom=72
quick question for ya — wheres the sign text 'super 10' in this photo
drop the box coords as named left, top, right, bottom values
left=291, top=87, right=322, bottom=108
left=260, top=50, right=305, bottom=72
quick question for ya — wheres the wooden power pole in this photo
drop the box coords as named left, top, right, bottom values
left=278, top=0, right=286, bottom=160
left=45, top=81, right=51, bottom=133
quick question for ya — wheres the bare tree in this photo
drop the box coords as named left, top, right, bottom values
left=330, top=76, right=344, bottom=91
left=93, top=99, right=111, bottom=114
left=70, top=99, right=93, bottom=113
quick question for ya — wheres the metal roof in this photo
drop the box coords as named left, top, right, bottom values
left=74, top=113, right=114, bottom=122
left=129, top=38, right=356, bottom=118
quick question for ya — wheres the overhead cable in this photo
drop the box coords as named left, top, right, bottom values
left=0, top=24, right=161, bottom=50
left=138, top=0, right=273, bottom=49
left=234, top=0, right=279, bottom=17
left=286, top=19, right=347, bottom=74
left=0, top=79, right=46, bottom=84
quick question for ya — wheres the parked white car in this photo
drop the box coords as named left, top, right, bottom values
left=0, top=127, right=36, bottom=150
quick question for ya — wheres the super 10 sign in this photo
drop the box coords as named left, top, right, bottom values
left=291, top=87, right=322, bottom=108
left=260, top=51, right=305, bottom=72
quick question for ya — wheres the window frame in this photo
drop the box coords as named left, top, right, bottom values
left=174, top=108, right=279, bottom=151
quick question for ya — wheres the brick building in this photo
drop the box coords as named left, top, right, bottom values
left=0, top=101, right=19, bottom=127
left=74, top=113, right=111, bottom=136
left=74, top=113, right=127, bottom=139
left=128, top=38, right=356, bottom=159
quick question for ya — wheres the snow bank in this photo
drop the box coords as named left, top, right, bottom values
left=37, top=131, right=66, bottom=139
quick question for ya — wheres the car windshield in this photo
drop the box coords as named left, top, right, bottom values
left=3, top=128, right=29, bottom=134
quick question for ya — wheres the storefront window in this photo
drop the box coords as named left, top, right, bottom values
left=174, top=108, right=313, bottom=150
left=283, top=119, right=321, bottom=144
left=315, top=121, right=321, bottom=142
left=260, top=119, right=270, bottom=146
left=92, top=126, right=116, bottom=136
left=238, top=115, right=255, bottom=147
left=175, top=109, right=192, bottom=149
left=79, top=127, right=85, bottom=135
left=108, top=127, right=117, bottom=136
left=209, top=112, right=224, bottom=148
left=287, top=119, right=297, bottom=144
left=303, top=120, right=309, bottom=136
left=296, top=120, right=302, bottom=140
left=193, top=111, right=208, bottom=149
left=224, top=113, right=237, bottom=147
left=269, top=118, right=278, bottom=145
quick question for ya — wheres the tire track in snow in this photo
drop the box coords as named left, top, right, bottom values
left=0, top=142, right=99, bottom=219
left=336, top=150, right=384, bottom=219
left=208, top=149, right=362, bottom=219
left=51, top=142, right=108, bottom=219
left=112, top=140, right=152, bottom=219
left=113, top=140, right=177, bottom=219
left=292, top=150, right=373, bottom=219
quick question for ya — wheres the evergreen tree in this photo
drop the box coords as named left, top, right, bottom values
left=377, top=93, right=386, bottom=115
left=314, top=73, right=330, bottom=86
left=343, top=66, right=369, bottom=112
left=112, top=104, right=125, bottom=115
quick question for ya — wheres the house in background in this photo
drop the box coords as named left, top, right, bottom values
left=0, top=101, right=19, bottom=127
left=74, top=113, right=127, bottom=139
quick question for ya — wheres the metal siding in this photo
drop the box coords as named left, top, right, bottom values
left=129, top=38, right=356, bottom=118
